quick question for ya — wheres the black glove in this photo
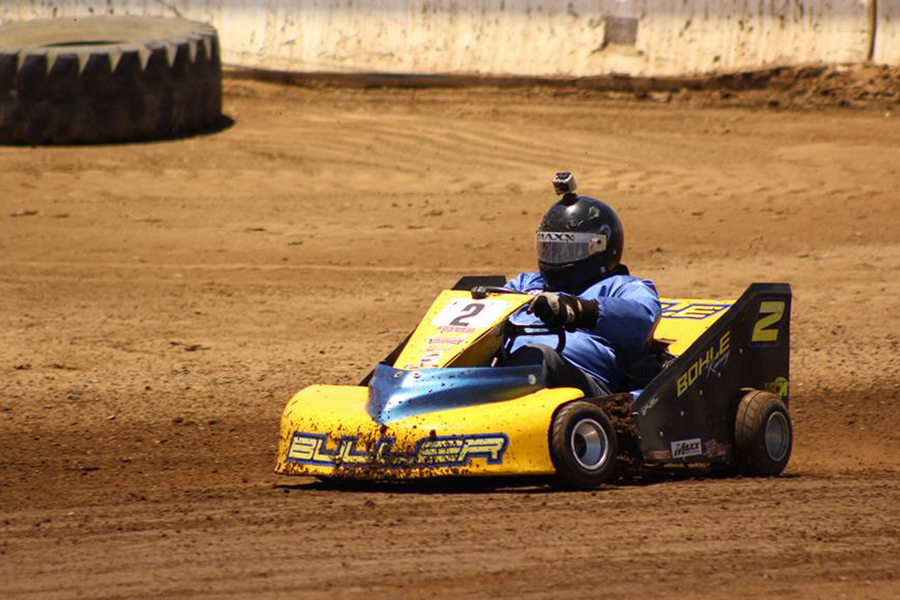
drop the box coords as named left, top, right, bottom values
left=527, top=292, right=599, bottom=332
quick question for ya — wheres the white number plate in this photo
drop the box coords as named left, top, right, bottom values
left=431, top=299, right=510, bottom=329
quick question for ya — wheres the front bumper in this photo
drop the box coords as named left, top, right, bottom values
left=275, top=384, right=582, bottom=479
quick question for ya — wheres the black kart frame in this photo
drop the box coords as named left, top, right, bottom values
left=631, top=283, right=792, bottom=464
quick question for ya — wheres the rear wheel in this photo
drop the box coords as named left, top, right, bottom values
left=733, top=390, right=792, bottom=476
left=550, top=401, right=618, bottom=489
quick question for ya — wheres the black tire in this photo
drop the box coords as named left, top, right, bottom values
left=733, top=390, right=792, bottom=476
left=550, top=401, right=618, bottom=489
left=0, top=16, right=222, bottom=144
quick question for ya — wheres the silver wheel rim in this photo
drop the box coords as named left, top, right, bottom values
left=765, top=411, right=790, bottom=462
left=570, top=418, right=609, bottom=471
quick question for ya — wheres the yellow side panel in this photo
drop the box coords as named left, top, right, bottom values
left=655, top=296, right=735, bottom=355
left=275, top=384, right=583, bottom=478
left=392, top=290, right=736, bottom=361
left=394, top=290, right=530, bottom=370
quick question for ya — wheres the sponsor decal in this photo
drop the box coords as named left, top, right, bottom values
left=286, top=432, right=509, bottom=468
left=427, top=336, right=465, bottom=346
left=439, top=325, right=476, bottom=334
left=671, top=438, right=703, bottom=459
left=416, top=350, right=444, bottom=368
left=640, top=395, right=659, bottom=417
left=704, top=438, right=732, bottom=458
left=676, top=330, right=730, bottom=397
left=536, top=230, right=608, bottom=252
left=537, top=231, right=578, bottom=243
left=662, top=302, right=731, bottom=320
left=765, top=377, right=790, bottom=400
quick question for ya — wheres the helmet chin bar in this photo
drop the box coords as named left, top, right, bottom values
left=539, top=256, right=607, bottom=295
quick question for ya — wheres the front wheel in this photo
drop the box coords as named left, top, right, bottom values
left=733, top=390, right=793, bottom=476
left=550, top=401, right=618, bottom=489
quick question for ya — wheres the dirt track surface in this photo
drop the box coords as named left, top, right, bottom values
left=2, top=78, right=900, bottom=598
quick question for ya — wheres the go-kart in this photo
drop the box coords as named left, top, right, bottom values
left=275, top=276, right=792, bottom=489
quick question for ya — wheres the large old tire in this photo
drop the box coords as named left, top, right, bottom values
left=0, top=16, right=222, bottom=144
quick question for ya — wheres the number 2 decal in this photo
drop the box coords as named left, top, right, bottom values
left=751, top=300, right=785, bottom=344
left=449, top=302, right=485, bottom=327
left=432, top=299, right=510, bottom=329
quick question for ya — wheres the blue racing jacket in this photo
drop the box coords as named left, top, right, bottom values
left=506, top=270, right=661, bottom=391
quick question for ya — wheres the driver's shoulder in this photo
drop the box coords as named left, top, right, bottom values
left=507, top=271, right=544, bottom=292
left=582, top=273, right=658, bottom=298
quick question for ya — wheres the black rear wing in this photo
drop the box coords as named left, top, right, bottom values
left=632, top=283, right=791, bottom=463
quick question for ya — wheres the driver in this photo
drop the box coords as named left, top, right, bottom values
left=503, top=175, right=661, bottom=397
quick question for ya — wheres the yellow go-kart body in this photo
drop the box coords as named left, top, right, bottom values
left=274, top=282, right=762, bottom=481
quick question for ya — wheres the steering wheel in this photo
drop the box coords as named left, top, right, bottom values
left=468, top=285, right=567, bottom=360
left=500, top=320, right=566, bottom=361
left=470, top=285, right=515, bottom=299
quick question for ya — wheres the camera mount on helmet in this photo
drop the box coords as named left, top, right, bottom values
left=552, top=172, right=577, bottom=197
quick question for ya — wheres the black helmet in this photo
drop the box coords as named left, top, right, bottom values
left=536, top=178, right=624, bottom=294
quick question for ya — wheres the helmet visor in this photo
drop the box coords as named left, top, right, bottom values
left=536, top=231, right=608, bottom=265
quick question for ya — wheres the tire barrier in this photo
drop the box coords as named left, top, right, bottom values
left=0, top=16, right=222, bottom=144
